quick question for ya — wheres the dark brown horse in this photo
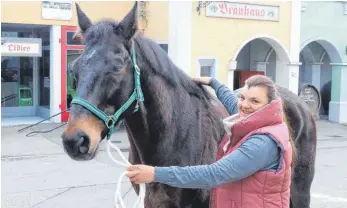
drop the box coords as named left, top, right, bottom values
left=61, top=3, right=316, bottom=208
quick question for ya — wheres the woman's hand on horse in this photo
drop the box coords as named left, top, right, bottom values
left=192, top=77, right=212, bottom=86
left=126, top=165, right=155, bottom=184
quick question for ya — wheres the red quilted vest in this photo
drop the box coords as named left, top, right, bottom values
left=211, top=99, right=292, bottom=208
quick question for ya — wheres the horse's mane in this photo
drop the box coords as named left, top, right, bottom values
left=133, top=34, right=215, bottom=102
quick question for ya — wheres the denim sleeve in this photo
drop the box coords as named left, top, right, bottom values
left=154, top=134, right=280, bottom=189
left=210, top=78, right=238, bottom=115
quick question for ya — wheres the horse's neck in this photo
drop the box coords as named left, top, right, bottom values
left=124, top=68, right=176, bottom=163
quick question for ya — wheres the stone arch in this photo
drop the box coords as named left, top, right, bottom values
left=300, top=37, right=342, bottom=63
left=230, top=35, right=292, bottom=90
left=232, top=34, right=291, bottom=63
left=299, top=37, right=342, bottom=116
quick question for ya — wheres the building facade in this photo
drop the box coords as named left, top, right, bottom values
left=168, top=1, right=346, bottom=123
left=299, top=1, right=347, bottom=123
left=1, top=1, right=168, bottom=125
left=2, top=1, right=346, bottom=125
left=169, top=1, right=300, bottom=92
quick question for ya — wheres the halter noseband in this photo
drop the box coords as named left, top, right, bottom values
left=70, top=44, right=144, bottom=140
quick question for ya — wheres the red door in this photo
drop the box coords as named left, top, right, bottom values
left=237, top=70, right=265, bottom=88
left=61, top=26, right=85, bottom=122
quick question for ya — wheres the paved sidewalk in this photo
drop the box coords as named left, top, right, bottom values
left=2, top=124, right=136, bottom=208
left=1, top=119, right=347, bottom=208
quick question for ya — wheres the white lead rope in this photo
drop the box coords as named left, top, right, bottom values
left=107, top=140, right=146, bottom=208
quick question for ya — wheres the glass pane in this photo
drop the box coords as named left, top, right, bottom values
left=66, top=50, right=83, bottom=108
left=159, top=44, right=168, bottom=53
left=67, top=32, right=83, bottom=45
left=39, top=50, right=50, bottom=108
left=1, top=56, right=33, bottom=107
left=200, top=66, right=211, bottom=77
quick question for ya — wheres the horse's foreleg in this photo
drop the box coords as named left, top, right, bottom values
left=146, top=183, right=181, bottom=208
left=145, top=183, right=210, bottom=208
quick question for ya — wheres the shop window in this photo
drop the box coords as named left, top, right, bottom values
left=1, top=24, right=50, bottom=111
left=1, top=57, right=34, bottom=107
left=39, top=50, right=50, bottom=108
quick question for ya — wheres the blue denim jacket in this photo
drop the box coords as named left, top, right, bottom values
left=154, top=78, right=280, bottom=189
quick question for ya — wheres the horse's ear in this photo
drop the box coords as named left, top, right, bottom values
left=117, top=2, right=138, bottom=40
left=75, top=3, right=92, bottom=33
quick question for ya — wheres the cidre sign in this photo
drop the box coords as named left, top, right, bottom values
left=1, top=38, right=42, bottom=57
left=206, top=2, right=280, bottom=21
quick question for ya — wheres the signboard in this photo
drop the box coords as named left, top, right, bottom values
left=206, top=2, right=279, bottom=21
left=1, top=38, right=42, bottom=57
left=42, top=0, right=72, bottom=20
left=299, top=84, right=321, bottom=117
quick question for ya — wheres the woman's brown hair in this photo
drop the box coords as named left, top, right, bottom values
left=245, top=75, right=297, bottom=168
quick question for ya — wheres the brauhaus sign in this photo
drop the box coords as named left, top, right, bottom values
left=206, top=2, right=279, bottom=21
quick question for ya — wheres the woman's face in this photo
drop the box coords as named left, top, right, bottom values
left=238, top=85, right=269, bottom=118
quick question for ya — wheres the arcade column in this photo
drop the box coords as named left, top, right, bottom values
left=285, top=62, right=301, bottom=95
left=311, top=62, right=322, bottom=89
left=329, top=63, right=347, bottom=123
left=255, top=61, right=268, bottom=74
left=227, top=60, right=237, bottom=90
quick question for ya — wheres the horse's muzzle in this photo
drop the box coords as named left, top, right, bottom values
left=61, top=130, right=93, bottom=160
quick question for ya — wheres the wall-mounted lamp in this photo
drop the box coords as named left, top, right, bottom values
left=196, top=1, right=212, bottom=15
left=138, top=1, right=148, bottom=33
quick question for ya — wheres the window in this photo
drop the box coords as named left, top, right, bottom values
left=159, top=44, right=168, bottom=54
left=1, top=56, right=34, bottom=107
left=39, top=50, right=50, bottom=108
left=67, top=32, right=83, bottom=45
left=197, top=58, right=217, bottom=77
left=200, top=66, right=212, bottom=76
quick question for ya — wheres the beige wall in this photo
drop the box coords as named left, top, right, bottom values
left=1, top=1, right=168, bottom=41
left=190, top=1, right=292, bottom=84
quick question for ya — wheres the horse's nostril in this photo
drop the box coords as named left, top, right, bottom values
left=62, top=130, right=91, bottom=157
left=78, top=136, right=89, bottom=154
left=79, top=146, right=88, bottom=154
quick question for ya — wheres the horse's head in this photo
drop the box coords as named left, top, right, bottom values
left=61, top=3, right=140, bottom=160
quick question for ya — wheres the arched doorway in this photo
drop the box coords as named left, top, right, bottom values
left=231, top=35, right=291, bottom=90
left=299, top=39, right=342, bottom=118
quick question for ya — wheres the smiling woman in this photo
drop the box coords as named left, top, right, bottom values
left=126, top=75, right=298, bottom=208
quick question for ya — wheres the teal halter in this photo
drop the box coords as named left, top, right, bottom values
left=70, top=44, right=144, bottom=140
